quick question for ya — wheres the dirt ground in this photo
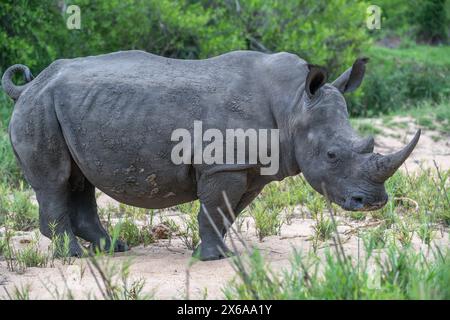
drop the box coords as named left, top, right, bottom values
left=370, top=116, right=450, bottom=172
left=0, top=117, right=449, bottom=299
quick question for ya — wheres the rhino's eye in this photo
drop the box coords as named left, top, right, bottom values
left=325, top=147, right=340, bottom=163
left=327, top=151, right=337, bottom=159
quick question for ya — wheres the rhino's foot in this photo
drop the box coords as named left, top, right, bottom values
left=70, top=245, right=86, bottom=258
left=89, top=239, right=130, bottom=254
left=193, top=243, right=235, bottom=261
left=113, top=239, right=129, bottom=252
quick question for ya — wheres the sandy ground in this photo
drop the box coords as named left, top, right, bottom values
left=1, top=213, right=448, bottom=300
left=370, top=116, right=450, bottom=171
left=0, top=117, right=449, bottom=299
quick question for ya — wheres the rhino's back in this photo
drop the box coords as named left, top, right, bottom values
left=53, top=50, right=266, bottom=87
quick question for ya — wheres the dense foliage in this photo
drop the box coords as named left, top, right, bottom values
left=372, top=0, right=449, bottom=44
left=348, top=45, right=450, bottom=116
left=0, top=0, right=369, bottom=75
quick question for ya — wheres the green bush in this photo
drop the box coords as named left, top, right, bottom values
left=413, top=0, right=448, bottom=44
left=371, top=0, right=412, bottom=38
left=371, top=0, right=448, bottom=44
left=2, top=186, right=39, bottom=231
left=0, top=90, right=24, bottom=187
left=0, top=0, right=64, bottom=73
left=348, top=45, right=450, bottom=116
left=1, top=0, right=369, bottom=75
left=200, top=0, right=370, bottom=72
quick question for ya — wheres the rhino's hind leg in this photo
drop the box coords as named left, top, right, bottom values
left=195, top=171, right=248, bottom=261
left=9, top=97, right=83, bottom=257
left=69, top=167, right=128, bottom=253
left=35, top=188, right=84, bottom=257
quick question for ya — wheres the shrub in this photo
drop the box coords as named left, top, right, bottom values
left=348, top=46, right=450, bottom=116
left=2, top=184, right=38, bottom=231
left=112, top=219, right=154, bottom=248
left=249, top=200, right=283, bottom=241
left=1, top=0, right=369, bottom=75
left=413, top=0, right=448, bottom=44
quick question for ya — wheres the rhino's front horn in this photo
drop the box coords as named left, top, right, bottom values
left=370, top=130, right=421, bottom=183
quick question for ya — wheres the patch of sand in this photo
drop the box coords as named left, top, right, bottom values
left=371, top=116, right=450, bottom=171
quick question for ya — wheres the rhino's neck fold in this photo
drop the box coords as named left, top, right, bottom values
left=276, top=133, right=301, bottom=180
left=259, top=56, right=308, bottom=180
left=271, top=85, right=304, bottom=180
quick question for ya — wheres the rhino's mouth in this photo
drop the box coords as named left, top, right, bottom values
left=338, top=194, right=388, bottom=212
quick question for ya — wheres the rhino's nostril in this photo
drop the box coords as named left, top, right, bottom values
left=351, top=196, right=364, bottom=205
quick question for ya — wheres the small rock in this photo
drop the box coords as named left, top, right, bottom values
left=152, top=224, right=170, bottom=240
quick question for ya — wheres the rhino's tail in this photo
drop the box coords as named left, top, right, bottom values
left=1, top=64, right=34, bottom=101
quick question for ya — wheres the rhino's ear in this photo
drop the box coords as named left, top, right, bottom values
left=332, top=57, right=369, bottom=94
left=305, top=64, right=328, bottom=99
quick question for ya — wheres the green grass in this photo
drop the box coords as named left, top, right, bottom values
left=249, top=178, right=328, bottom=240
left=347, top=211, right=366, bottom=221
left=369, top=45, right=450, bottom=67
left=395, top=99, right=450, bottom=133
left=363, top=225, right=388, bottom=250
left=417, top=219, right=436, bottom=246
left=312, top=215, right=336, bottom=242
left=4, top=284, right=31, bottom=300
left=249, top=201, right=284, bottom=241
left=14, top=240, right=49, bottom=268
left=224, top=237, right=450, bottom=300
left=2, top=228, right=75, bottom=273
left=84, top=255, right=150, bottom=300
left=177, top=200, right=200, bottom=250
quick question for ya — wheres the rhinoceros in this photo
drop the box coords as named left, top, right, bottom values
left=2, top=50, right=420, bottom=260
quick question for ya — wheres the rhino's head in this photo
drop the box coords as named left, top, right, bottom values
left=293, top=58, right=420, bottom=211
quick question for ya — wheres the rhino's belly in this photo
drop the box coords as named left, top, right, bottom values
left=80, top=157, right=198, bottom=209
left=99, top=181, right=198, bottom=209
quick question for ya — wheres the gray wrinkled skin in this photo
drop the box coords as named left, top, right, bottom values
left=2, top=50, right=420, bottom=260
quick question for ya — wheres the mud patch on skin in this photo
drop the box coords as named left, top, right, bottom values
left=164, top=192, right=176, bottom=198
left=146, top=174, right=157, bottom=186
left=146, top=174, right=159, bottom=198
left=150, top=188, right=159, bottom=197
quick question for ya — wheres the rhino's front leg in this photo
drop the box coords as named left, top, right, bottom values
left=195, top=170, right=248, bottom=261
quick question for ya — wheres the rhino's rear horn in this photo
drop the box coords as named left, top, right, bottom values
left=353, top=136, right=375, bottom=154
left=370, top=130, right=421, bottom=183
